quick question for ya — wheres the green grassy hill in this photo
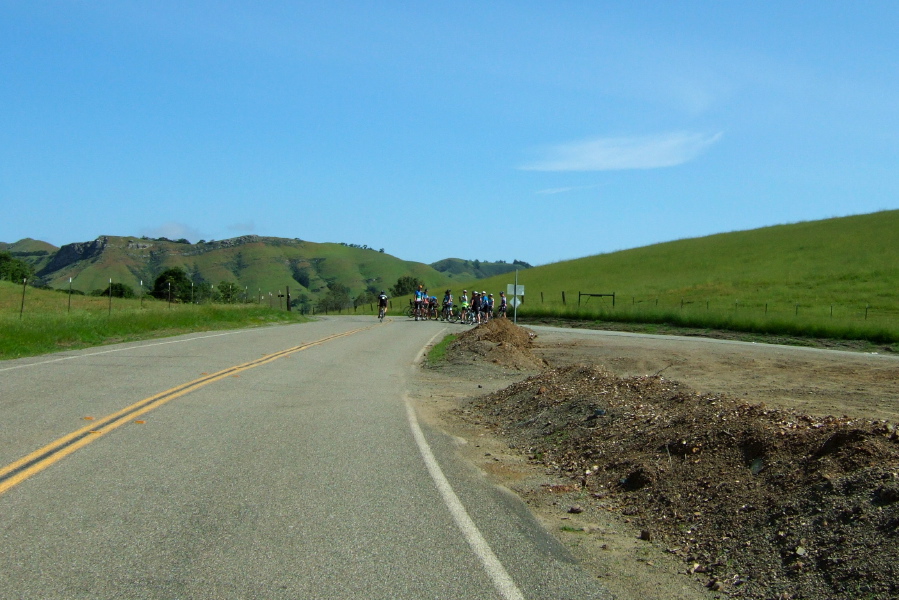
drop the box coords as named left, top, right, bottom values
left=0, top=238, right=58, bottom=274
left=13, top=235, right=454, bottom=302
left=429, top=258, right=531, bottom=280
left=460, top=210, right=899, bottom=342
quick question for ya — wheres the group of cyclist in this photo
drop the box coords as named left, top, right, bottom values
left=375, top=285, right=508, bottom=324
left=413, top=285, right=507, bottom=323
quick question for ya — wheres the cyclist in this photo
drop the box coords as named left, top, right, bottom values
left=459, top=289, right=469, bottom=324
left=498, top=291, right=507, bottom=318
left=429, top=294, right=439, bottom=320
left=377, top=291, right=389, bottom=321
left=442, top=289, right=453, bottom=321
left=470, top=291, right=482, bottom=324
left=413, top=285, right=425, bottom=320
left=485, top=293, right=495, bottom=322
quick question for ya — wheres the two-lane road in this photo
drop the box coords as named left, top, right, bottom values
left=0, top=317, right=611, bottom=599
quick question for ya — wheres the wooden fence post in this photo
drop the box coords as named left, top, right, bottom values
left=19, top=278, right=27, bottom=319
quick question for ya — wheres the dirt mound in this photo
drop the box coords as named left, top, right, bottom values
left=445, top=318, right=547, bottom=371
left=467, top=364, right=899, bottom=600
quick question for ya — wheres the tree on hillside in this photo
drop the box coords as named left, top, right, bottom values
left=291, top=264, right=312, bottom=288
left=218, top=281, right=239, bottom=303
left=389, top=275, right=424, bottom=297
left=0, top=251, right=35, bottom=283
left=91, top=282, right=136, bottom=298
left=291, top=293, right=312, bottom=313
left=151, top=267, right=192, bottom=303
left=316, top=282, right=351, bottom=312
left=354, top=289, right=377, bottom=307
left=194, top=281, right=214, bottom=303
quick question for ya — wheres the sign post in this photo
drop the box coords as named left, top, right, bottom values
left=507, top=271, right=525, bottom=324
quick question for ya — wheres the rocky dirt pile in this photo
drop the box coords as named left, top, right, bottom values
left=466, top=364, right=899, bottom=600
left=445, top=318, right=547, bottom=371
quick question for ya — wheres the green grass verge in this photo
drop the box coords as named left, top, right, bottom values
left=516, top=304, right=899, bottom=348
left=426, top=334, right=458, bottom=366
left=0, top=304, right=309, bottom=360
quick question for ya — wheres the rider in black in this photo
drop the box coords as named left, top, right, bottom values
left=377, top=291, right=389, bottom=319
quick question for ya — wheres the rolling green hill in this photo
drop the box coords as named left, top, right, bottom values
left=9, top=235, right=454, bottom=303
left=5, top=210, right=897, bottom=342
left=429, top=258, right=531, bottom=280
left=459, top=210, right=899, bottom=341
left=0, top=238, right=59, bottom=274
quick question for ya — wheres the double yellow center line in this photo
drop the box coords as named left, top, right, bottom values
left=0, top=325, right=376, bottom=496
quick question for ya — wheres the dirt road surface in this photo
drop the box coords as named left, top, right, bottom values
left=413, top=323, right=899, bottom=600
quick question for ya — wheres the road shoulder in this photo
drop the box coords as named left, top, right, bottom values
left=409, top=354, right=711, bottom=600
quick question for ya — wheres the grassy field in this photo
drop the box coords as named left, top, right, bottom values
left=0, top=281, right=308, bottom=360
left=9, top=210, right=897, bottom=353
left=454, top=210, right=899, bottom=345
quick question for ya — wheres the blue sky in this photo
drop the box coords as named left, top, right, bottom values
left=2, top=1, right=897, bottom=266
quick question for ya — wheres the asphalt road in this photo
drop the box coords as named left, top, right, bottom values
left=0, top=316, right=612, bottom=600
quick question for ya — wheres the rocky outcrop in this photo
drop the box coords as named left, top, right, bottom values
left=37, top=237, right=108, bottom=276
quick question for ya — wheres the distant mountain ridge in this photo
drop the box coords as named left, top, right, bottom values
left=1, top=235, right=528, bottom=300
left=429, top=258, right=532, bottom=281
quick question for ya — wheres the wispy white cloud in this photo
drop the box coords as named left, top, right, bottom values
left=141, top=221, right=202, bottom=242
left=535, top=184, right=603, bottom=195
left=521, top=131, right=724, bottom=172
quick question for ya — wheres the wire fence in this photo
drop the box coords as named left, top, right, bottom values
left=9, top=279, right=897, bottom=343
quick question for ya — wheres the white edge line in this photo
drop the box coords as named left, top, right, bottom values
left=0, top=331, right=246, bottom=373
left=407, top=329, right=525, bottom=600
left=404, top=400, right=525, bottom=600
